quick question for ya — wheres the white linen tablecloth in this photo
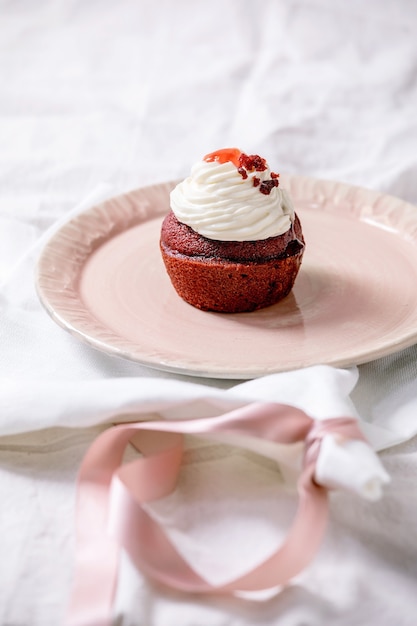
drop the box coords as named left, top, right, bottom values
left=1, top=1, right=417, bottom=625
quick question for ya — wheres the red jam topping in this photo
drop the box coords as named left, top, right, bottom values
left=203, top=148, right=280, bottom=195
left=203, top=148, right=242, bottom=167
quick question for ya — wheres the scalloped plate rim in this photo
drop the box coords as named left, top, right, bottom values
left=35, top=175, right=417, bottom=379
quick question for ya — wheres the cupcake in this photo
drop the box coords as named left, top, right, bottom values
left=160, top=148, right=305, bottom=313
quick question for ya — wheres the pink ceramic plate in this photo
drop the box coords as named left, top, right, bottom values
left=36, top=176, right=417, bottom=379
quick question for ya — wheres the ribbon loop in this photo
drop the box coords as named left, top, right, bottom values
left=66, top=404, right=369, bottom=626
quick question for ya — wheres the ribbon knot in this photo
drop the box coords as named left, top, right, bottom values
left=303, top=416, right=367, bottom=470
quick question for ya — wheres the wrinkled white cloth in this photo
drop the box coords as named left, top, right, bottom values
left=1, top=1, right=417, bottom=626
left=0, top=365, right=391, bottom=493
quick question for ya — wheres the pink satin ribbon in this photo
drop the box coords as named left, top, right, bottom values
left=66, top=402, right=366, bottom=626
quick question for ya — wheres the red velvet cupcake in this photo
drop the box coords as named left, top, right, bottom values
left=160, top=148, right=305, bottom=313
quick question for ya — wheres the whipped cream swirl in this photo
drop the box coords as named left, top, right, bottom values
left=170, top=158, right=294, bottom=242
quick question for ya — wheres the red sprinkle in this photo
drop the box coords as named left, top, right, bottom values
left=203, top=148, right=280, bottom=193
left=239, top=153, right=267, bottom=172
left=259, top=179, right=279, bottom=195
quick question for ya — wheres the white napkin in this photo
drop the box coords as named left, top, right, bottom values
left=0, top=366, right=389, bottom=493
left=0, top=365, right=390, bottom=589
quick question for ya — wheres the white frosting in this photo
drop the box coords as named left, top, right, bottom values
left=170, top=158, right=294, bottom=241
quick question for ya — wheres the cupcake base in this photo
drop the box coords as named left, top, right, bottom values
left=160, top=212, right=305, bottom=313
left=160, top=247, right=304, bottom=313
